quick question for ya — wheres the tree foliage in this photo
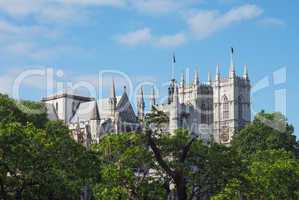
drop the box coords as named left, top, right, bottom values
left=92, top=133, right=166, bottom=200
left=0, top=94, right=100, bottom=199
left=1, top=93, right=298, bottom=200
left=232, top=111, right=297, bottom=157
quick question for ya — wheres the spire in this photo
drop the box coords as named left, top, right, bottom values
left=243, top=64, right=248, bottom=80
left=216, top=64, right=220, bottom=81
left=229, top=47, right=235, bottom=78
left=137, top=87, right=145, bottom=121
left=150, top=86, right=156, bottom=108
left=111, top=79, right=116, bottom=98
left=193, top=69, right=199, bottom=86
left=109, top=79, right=117, bottom=117
left=180, top=71, right=185, bottom=103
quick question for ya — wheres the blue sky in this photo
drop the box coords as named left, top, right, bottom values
left=0, top=0, right=298, bottom=136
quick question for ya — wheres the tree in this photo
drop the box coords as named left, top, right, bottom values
left=144, top=109, right=241, bottom=200
left=0, top=94, right=48, bottom=129
left=232, top=111, right=297, bottom=158
left=92, top=133, right=166, bottom=200
left=212, top=150, right=299, bottom=200
left=0, top=94, right=101, bottom=199
left=214, top=111, right=299, bottom=200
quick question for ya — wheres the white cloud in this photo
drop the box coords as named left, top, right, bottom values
left=116, top=28, right=152, bottom=46
left=0, top=0, right=124, bottom=17
left=258, top=17, right=285, bottom=27
left=0, top=20, right=46, bottom=36
left=0, top=0, right=200, bottom=21
left=187, top=4, right=263, bottom=39
left=55, top=0, right=126, bottom=7
left=156, top=33, right=186, bottom=47
left=116, top=28, right=188, bottom=47
left=130, top=0, right=180, bottom=15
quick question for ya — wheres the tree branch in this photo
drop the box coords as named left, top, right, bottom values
left=146, top=129, right=175, bottom=179
left=180, top=136, right=198, bottom=163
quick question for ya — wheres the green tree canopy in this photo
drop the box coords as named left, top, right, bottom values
left=232, top=111, right=297, bottom=158
left=92, top=133, right=166, bottom=200
left=0, top=94, right=101, bottom=199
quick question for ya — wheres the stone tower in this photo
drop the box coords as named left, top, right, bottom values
left=213, top=48, right=251, bottom=144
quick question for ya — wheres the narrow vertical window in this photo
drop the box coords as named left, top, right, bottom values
left=201, top=103, right=206, bottom=124
left=55, top=102, right=58, bottom=112
left=222, top=95, right=229, bottom=120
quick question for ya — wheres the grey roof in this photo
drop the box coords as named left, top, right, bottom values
left=42, top=92, right=94, bottom=102
left=116, top=92, right=137, bottom=123
left=70, top=101, right=100, bottom=123
left=69, top=92, right=137, bottom=124
left=45, top=103, right=58, bottom=120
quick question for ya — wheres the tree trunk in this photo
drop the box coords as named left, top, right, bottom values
left=174, top=173, right=187, bottom=200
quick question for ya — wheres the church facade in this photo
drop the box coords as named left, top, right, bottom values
left=136, top=49, right=251, bottom=144
left=43, top=49, right=251, bottom=145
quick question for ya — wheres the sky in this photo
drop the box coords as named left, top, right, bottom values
left=0, top=0, right=298, bottom=136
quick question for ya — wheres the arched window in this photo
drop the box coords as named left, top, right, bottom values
left=201, top=103, right=206, bottom=124
left=238, top=96, right=243, bottom=121
left=222, top=95, right=229, bottom=120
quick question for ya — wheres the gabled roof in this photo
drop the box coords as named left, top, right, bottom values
left=116, top=92, right=138, bottom=123
left=70, top=101, right=100, bottom=123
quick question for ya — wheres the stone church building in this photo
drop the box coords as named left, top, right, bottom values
left=42, top=82, right=139, bottom=145
left=43, top=49, right=251, bottom=145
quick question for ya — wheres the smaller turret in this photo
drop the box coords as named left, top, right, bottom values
left=169, top=83, right=180, bottom=133
left=216, top=64, right=220, bottom=81
left=193, top=69, right=200, bottom=86
left=109, top=79, right=117, bottom=117
left=137, top=87, right=145, bottom=121
left=243, top=64, right=249, bottom=80
left=150, top=87, right=156, bottom=109
left=180, top=72, right=185, bottom=103
left=229, top=47, right=236, bottom=79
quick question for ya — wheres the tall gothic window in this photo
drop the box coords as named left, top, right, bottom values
left=201, top=103, right=206, bottom=124
left=222, top=95, right=229, bottom=120
left=238, top=96, right=243, bottom=121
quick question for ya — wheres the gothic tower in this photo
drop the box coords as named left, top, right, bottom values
left=213, top=48, right=251, bottom=144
